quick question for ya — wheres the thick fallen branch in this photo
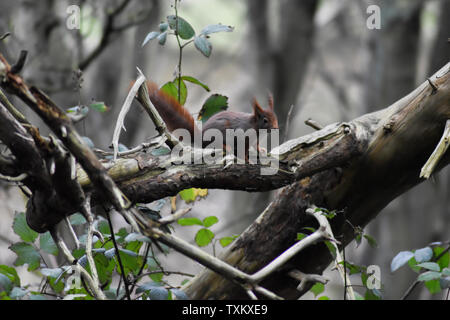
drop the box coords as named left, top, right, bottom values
left=182, top=63, right=450, bottom=299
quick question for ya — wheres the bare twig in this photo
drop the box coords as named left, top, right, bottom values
left=420, top=119, right=450, bottom=179
left=50, top=228, right=106, bottom=300
left=305, top=118, right=324, bottom=130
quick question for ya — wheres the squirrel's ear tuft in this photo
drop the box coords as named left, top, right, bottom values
left=267, top=93, right=274, bottom=110
left=252, top=97, right=264, bottom=114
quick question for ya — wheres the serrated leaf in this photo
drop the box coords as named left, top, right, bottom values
left=195, top=228, right=214, bottom=247
left=390, top=251, right=414, bottom=272
left=414, top=247, right=433, bottom=263
left=13, top=212, right=38, bottom=243
left=194, top=36, right=212, bottom=57
left=9, top=242, right=41, bottom=271
left=310, top=283, right=324, bottom=297
left=180, top=76, right=210, bottom=91
left=177, top=217, right=203, bottom=226
left=167, top=15, right=195, bottom=40
left=203, top=216, right=219, bottom=228
left=416, top=262, right=441, bottom=272
left=39, top=232, right=58, bottom=256
left=417, top=271, right=442, bottom=282
left=198, top=94, right=228, bottom=122
left=200, top=24, right=234, bottom=35
left=142, top=31, right=160, bottom=47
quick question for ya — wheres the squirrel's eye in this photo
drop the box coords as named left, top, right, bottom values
left=263, top=117, right=268, bottom=124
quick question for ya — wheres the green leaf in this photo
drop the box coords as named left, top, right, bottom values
left=203, top=216, right=219, bottom=228
left=179, top=188, right=208, bottom=203
left=0, top=265, right=20, bottom=288
left=159, top=22, right=168, bottom=32
left=440, top=276, right=450, bottom=289
left=417, top=271, right=442, bottom=282
left=297, top=233, right=307, bottom=241
left=178, top=188, right=196, bottom=203
left=142, top=31, right=160, bottom=47
left=9, top=242, right=41, bottom=271
left=198, top=94, right=228, bottom=122
left=433, top=246, right=450, bottom=270
left=13, top=212, right=38, bottom=243
left=425, top=279, right=441, bottom=294
left=390, top=251, right=414, bottom=272
left=364, top=289, right=382, bottom=300
left=151, top=146, right=171, bottom=156
left=0, top=274, right=13, bottom=293
left=70, top=213, right=87, bottom=225
left=219, top=236, right=237, bottom=247
left=355, top=233, right=362, bottom=248
left=89, top=101, right=109, bottom=113
left=200, top=24, right=234, bottom=35
left=194, top=36, right=212, bottom=57
left=310, top=283, right=324, bottom=297
left=408, top=256, right=421, bottom=273
left=177, top=217, right=203, bottom=227
left=324, top=241, right=336, bottom=259
left=195, top=228, right=215, bottom=247
left=442, top=268, right=450, bottom=276
left=39, top=232, right=58, bottom=256
left=180, top=76, right=210, bottom=91
left=40, top=267, right=64, bottom=279
left=149, top=272, right=163, bottom=283
left=157, top=31, right=167, bottom=45
left=98, top=220, right=111, bottom=235
left=416, top=262, right=441, bottom=272
left=363, top=234, right=378, bottom=248
left=318, top=295, right=330, bottom=300
left=9, top=287, right=28, bottom=299
left=167, top=15, right=195, bottom=40
left=124, top=232, right=152, bottom=243
left=161, top=79, right=187, bottom=105
left=414, top=247, right=433, bottom=263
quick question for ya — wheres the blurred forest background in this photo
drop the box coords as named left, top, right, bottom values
left=0, top=0, right=448, bottom=299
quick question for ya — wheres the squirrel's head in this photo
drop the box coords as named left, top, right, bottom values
left=252, top=94, right=279, bottom=130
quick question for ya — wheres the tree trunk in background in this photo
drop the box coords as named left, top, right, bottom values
left=355, top=0, right=450, bottom=299
left=228, top=0, right=318, bottom=235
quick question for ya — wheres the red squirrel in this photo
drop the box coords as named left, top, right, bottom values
left=145, top=81, right=278, bottom=157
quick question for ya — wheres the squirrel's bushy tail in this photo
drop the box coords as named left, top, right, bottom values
left=146, top=81, right=199, bottom=140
